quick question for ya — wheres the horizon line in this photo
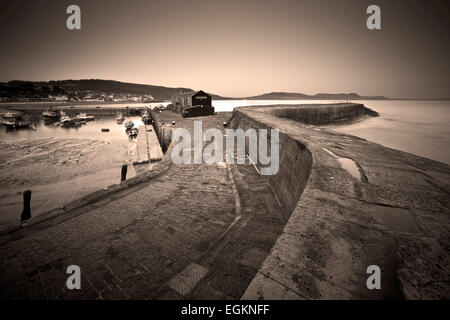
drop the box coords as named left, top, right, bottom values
left=2, top=78, right=449, bottom=101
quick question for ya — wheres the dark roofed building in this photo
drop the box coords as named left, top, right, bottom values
left=172, top=90, right=214, bottom=118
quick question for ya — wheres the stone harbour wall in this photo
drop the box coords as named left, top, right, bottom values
left=229, top=109, right=313, bottom=219
left=257, top=103, right=378, bottom=125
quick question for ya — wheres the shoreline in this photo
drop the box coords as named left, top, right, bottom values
left=0, top=136, right=133, bottom=231
left=0, top=100, right=168, bottom=111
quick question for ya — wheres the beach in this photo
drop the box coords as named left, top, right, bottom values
left=0, top=137, right=132, bottom=228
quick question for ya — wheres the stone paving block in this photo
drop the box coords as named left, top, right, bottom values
left=167, top=263, right=208, bottom=296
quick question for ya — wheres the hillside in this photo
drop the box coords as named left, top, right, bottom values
left=0, top=80, right=388, bottom=101
left=245, top=92, right=388, bottom=100
left=0, top=80, right=195, bottom=101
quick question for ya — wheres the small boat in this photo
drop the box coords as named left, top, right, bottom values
left=124, top=120, right=134, bottom=130
left=116, top=112, right=124, bottom=124
left=76, top=113, right=95, bottom=121
left=14, top=120, right=33, bottom=129
left=2, top=112, right=32, bottom=129
left=2, top=118, right=17, bottom=128
left=128, top=128, right=138, bottom=138
left=4, top=112, right=15, bottom=118
left=141, top=110, right=152, bottom=125
left=42, top=109, right=60, bottom=119
left=2, top=112, right=19, bottom=128
left=60, top=115, right=74, bottom=126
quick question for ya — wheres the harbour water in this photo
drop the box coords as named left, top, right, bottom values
left=0, top=109, right=157, bottom=228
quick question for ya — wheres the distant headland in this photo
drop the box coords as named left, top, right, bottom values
left=0, top=79, right=390, bottom=103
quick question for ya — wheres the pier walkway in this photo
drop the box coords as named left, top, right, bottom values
left=0, top=107, right=448, bottom=300
left=0, top=112, right=285, bottom=299
left=134, top=125, right=163, bottom=164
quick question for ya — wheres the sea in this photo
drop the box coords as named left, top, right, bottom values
left=213, top=99, right=450, bottom=165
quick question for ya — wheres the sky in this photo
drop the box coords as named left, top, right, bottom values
left=0, top=0, right=449, bottom=99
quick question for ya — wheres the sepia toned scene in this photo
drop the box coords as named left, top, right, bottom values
left=0, top=0, right=448, bottom=301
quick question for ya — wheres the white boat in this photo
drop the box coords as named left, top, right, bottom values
left=116, top=112, right=124, bottom=123
left=60, top=115, right=73, bottom=125
left=128, top=127, right=138, bottom=138
left=76, top=113, right=95, bottom=121
left=124, top=120, right=134, bottom=130
left=2, top=118, right=17, bottom=128
left=2, top=112, right=32, bottom=129
left=2, top=113, right=18, bottom=127
left=42, top=109, right=59, bottom=119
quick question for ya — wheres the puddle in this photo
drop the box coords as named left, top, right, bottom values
left=366, top=204, right=420, bottom=233
left=337, top=158, right=361, bottom=180
left=322, top=147, right=361, bottom=181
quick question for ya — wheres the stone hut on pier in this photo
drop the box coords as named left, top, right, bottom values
left=171, top=90, right=214, bottom=118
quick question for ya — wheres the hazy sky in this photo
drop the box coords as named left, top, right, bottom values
left=0, top=0, right=449, bottom=98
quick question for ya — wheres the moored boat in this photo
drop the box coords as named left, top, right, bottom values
left=124, top=120, right=134, bottom=130
left=116, top=112, right=124, bottom=124
left=128, top=127, right=138, bottom=138
left=2, top=112, right=22, bottom=128
left=2, top=112, right=32, bottom=129
left=141, top=109, right=152, bottom=125
left=14, top=120, right=33, bottom=129
left=60, top=115, right=75, bottom=126
left=42, top=109, right=60, bottom=119
left=76, top=113, right=95, bottom=122
left=2, top=118, right=17, bottom=128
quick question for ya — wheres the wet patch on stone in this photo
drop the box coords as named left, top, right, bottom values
left=323, top=147, right=362, bottom=181
left=366, top=204, right=421, bottom=233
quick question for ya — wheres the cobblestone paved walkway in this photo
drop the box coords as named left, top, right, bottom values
left=0, top=112, right=285, bottom=299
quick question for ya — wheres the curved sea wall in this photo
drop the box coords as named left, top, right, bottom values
left=229, top=109, right=313, bottom=219
left=258, top=103, right=378, bottom=125
left=231, top=104, right=449, bottom=300
left=229, top=103, right=376, bottom=219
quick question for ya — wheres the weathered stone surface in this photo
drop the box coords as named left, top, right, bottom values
left=0, top=112, right=286, bottom=300
left=233, top=105, right=449, bottom=300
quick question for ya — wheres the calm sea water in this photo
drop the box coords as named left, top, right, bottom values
left=0, top=102, right=170, bottom=142
left=213, top=99, right=450, bottom=165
